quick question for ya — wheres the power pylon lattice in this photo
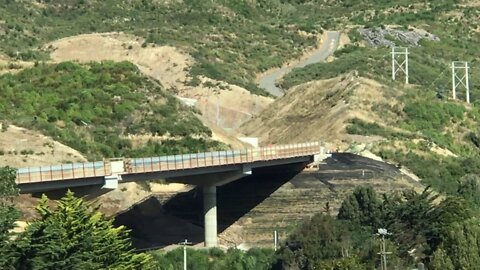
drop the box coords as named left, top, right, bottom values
left=391, top=47, right=409, bottom=84
left=451, top=61, right=470, bottom=103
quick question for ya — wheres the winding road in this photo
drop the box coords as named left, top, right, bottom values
left=259, top=31, right=340, bottom=97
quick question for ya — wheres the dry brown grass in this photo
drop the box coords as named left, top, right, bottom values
left=0, top=124, right=86, bottom=168
left=240, top=73, right=399, bottom=148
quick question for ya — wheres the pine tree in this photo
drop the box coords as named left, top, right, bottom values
left=9, top=190, right=152, bottom=269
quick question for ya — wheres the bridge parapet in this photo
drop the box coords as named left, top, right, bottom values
left=16, top=161, right=110, bottom=184
left=16, top=142, right=323, bottom=184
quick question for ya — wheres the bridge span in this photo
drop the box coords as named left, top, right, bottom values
left=16, top=142, right=328, bottom=247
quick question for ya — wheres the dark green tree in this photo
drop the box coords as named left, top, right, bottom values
left=428, top=219, right=480, bottom=269
left=319, top=256, right=366, bottom=270
left=9, top=191, right=152, bottom=269
left=430, top=247, right=454, bottom=270
left=337, top=186, right=383, bottom=228
left=457, top=174, right=480, bottom=208
left=277, top=214, right=373, bottom=269
left=0, top=166, right=20, bottom=268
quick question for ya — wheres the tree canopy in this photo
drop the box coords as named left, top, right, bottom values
left=0, top=167, right=20, bottom=268
left=3, top=190, right=152, bottom=270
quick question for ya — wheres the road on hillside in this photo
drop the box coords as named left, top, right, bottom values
left=258, top=31, right=340, bottom=97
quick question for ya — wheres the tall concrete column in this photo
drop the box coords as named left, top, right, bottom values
left=203, top=185, right=217, bottom=247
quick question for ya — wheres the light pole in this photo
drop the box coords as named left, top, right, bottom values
left=377, top=228, right=392, bottom=270
left=179, top=239, right=192, bottom=270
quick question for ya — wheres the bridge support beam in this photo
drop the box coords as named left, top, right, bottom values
left=203, top=184, right=217, bottom=247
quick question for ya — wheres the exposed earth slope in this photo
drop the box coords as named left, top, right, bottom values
left=241, top=72, right=394, bottom=147
left=0, top=124, right=86, bottom=168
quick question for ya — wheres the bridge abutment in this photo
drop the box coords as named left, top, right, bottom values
left=203, top=184, right=217, bottom=247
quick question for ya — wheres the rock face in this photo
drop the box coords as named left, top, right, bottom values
left=359, top=27, right=440, bottom=47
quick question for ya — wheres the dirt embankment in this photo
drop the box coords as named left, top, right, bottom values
left=240, top=72, right=398, bottom=148
left=47, top=32, right=273, bottom=144
left=0, top=55, right=34, bottom=75
left=0, top=124, right=86, bottom=168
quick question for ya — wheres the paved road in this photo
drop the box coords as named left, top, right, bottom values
left=258, top=31, right=340, bottom=97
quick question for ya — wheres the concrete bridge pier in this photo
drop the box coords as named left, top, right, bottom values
left=178, top=166, right=251, bottom=247
left=203, top=184, right=217, bottom=247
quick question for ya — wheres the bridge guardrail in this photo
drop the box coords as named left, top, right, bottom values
left=16, top=161, right=110, bottom=184
left=16, top=142, right=322, bottom=184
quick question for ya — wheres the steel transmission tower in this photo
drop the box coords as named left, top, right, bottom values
left=391, top=47, right=409, bottom=84
left=451, top=61, right=470, bottom=103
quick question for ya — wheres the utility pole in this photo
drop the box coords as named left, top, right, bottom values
left=391, top=47, right=409, bottom=84
left=377, top=228, right=392, bottom=270
left=179, top=239, right=192, bottom=270
left=451, top=61, right=470, bottom=103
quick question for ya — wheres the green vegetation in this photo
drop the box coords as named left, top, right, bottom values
left=0, top=167, right=20, bottom=267
left=277, top=186, right=474, bottom=269
left=346, top=92, right=480, bottom=194
left=151, top=247, right=274, bottom=270
left=281, top=46, right=389, bottom=89
left=1, top=190, right=152, bottom=269
left=1, top=168, right=152, bottom=268
left=0, top=61, right=224, bottom=160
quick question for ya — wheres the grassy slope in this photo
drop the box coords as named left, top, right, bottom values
left=0, top=61, right=224, bottom=160
left=278, top=0, right=480, bottom=194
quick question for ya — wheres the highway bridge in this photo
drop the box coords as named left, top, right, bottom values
left=16, top=142, right=328, bottom=247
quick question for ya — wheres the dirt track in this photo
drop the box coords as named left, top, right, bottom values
left=258, top=31, right=340, bottom=96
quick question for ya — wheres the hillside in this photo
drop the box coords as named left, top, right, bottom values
left=241, top=72, right=394, bottom=147
left=0, top=1, right=327, bottom=95
left=0, top=124, right=86, bottom=168
left=243, top=67, right=480, bottom=194
left=0, top=61, right=225, bottom=161
left=3, top=0, right=480, bottom=268
left=45, top=32, right=273, bottom=135
left=246, top=0, right=480, bottom=197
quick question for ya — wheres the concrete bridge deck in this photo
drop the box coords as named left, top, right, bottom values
left=16, top=142, right=325, bottom=188
left=15, top=141, right=327, bottom=247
